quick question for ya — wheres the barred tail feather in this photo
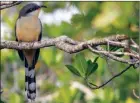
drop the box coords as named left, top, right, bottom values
left=27, top=67, right=36, bottom=100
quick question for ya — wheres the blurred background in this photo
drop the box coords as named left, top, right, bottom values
left=0, top=1, right=139, bottom=103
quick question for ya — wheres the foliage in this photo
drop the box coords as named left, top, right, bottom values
left=66, top=54, right=98, bottom=79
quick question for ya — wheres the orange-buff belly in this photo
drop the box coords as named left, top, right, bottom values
left=16, top=16, right=41, bottom=42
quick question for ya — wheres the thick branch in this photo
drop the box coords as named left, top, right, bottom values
left=0, top=35, right=128, bottom=52
left=1, top=34, right=139, bottom=65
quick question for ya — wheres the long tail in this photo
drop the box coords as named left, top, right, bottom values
left=27, top=67, right=36, bottom=100
left=24, top=51, right=38, bottom=101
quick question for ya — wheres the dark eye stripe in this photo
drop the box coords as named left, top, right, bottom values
left=25, top=5, right=40, bottom=15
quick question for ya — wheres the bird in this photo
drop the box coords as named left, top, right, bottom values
left=15, top=3, right=47, bottom=100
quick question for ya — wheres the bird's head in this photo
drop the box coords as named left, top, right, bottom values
left=19, top=3, right=47, bottom=18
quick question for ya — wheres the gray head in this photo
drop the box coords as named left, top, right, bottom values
left=19, top=3, right=47, bottom=18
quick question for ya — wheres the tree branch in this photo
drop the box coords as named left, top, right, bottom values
left=88, top=45, right=139, bottom=64
left=0, top=1, right=22, bottom=10
left=0, top=34, right=128, bottom=50
left=1, top=35, right=139, bottom=65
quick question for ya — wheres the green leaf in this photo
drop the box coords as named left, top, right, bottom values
left=86, top=60, right=98, bottom=77
left=75, top=54, right=88, bottom=78
left=87, top=60, right=92, bottom=65
left=65, top=65, right=81, bottom=77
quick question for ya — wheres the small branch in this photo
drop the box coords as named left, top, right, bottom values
left=109, top=51, right=139, bottom=59
left=88, top=45, right=139, bottom=64
left=130, top=39, right=139, bottom=50
left=87, top=65, right=133, bottom=89
left=0, top=1, right=22, bottom=10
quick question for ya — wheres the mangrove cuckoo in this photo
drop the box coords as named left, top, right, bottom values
left=15, top=3, right=47, bottom=100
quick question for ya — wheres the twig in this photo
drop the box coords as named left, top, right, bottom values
left=130, top=39, right=139, bottom=50
left=88, top=45, right=139, bottom=65
left=87, top=65, right=133, bottom=89
left=109, top=51, right=139, bottom=59
left=0, top=1, right=22, bottom=10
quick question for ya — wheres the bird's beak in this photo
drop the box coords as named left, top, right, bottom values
left=40, top=5, right=47, bottom=8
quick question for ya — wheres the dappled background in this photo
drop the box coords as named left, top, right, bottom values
left=1, top=1, right=139, bottom=103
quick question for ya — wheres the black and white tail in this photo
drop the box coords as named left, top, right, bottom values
left=25, top=67, right=36, bottom=100
left=24, top=49, right=40, bottom=101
